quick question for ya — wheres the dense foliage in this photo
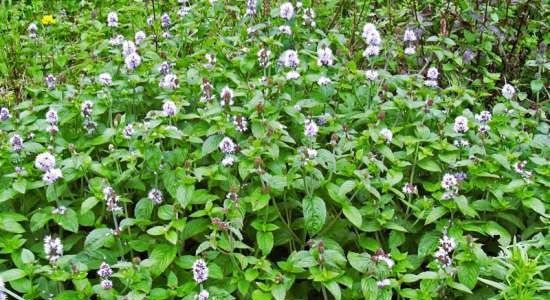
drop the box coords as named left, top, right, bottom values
left=0, top=0, right=549, bottom=299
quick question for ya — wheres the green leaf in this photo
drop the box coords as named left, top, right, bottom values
left=324, top=281, right=341, bottom=300
left=55, top=208, right=79, bottom=233
left=458, top=262, right=479, bottom=289
left=342, top=204, right=362, bottom=228
left=530, top=79, right=543, bottom=93
left=135, top=198, right=154, bottom=220
left=0, top=268, right=26, bottom=281
left=418, top=231, right=440, bottom=257
left=201, top=135, right=222, bottom=156
left=523, top=198, right=546, bottom=216
left=84, top=228, right=114, bottom=250
left=303, top=196, right=326, bottom=235
left=347, top=252, right=372, bottom=273
left=455, top=196, right=478, bottom=218
left=257, top=231, right=274, bottom=256
left=361, top=278, right=378, bottom=300
left=30, top=211, right=51, bottom=232
left=417, top=159, right=441, bottom=172
left=425, top=206, right=447, bottom=224
left=144, top=144, right=162, bottom=170
left=448, top=281, right=472, bottom=294
left=147, top=244, right=177, bottom=277
left=176, top=185, right=194, bottom=209
left=81, top=197, right=99, bottom=214
left=13, top=179, right=27, bottom=194
left=0, top=214, right=26, bottom=233
left=21, top=248, right=35, bottom=264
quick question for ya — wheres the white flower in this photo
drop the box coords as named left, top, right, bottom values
left=10, top=134, right=24, bottom=152
left=278, top=25, right=292, bottom=35
left=475, top=111, right=492, bottom=123
left=221, top=155, right=235, bottom=166
left=304, top=119, right=318, bottom=137
left=365, top=69, right=378, bottom=81
left=317, top=47, right=334, bottom=66
left=43, top=235, right=63, bottom=263
left=286, top=70, right=300, bottom=80
left=197, top=289, right=209, bottom=300
left=279, top=50, right=300, bottom=68
left=109, top=34, right=124, bottom=45
left=257, top=48, right=271, bottom=68
left=35, top=152, right=56, bottom=171
left=46, top=109, right=58, bottom=124
left=162, top=101, right=178, bottom=117
left=317, top=76, right=332, bottom=86
left=99, top=73, right=112, bottom=86
left=246, top=0, right=257, bottom=16
left=441, top=173, right=458, bottom=191
left=178, top=6, right=192, bottom=17
left=148, top=188, right=163, bottom=204
left=427, top=67, right=439, bottom=80
left=402, top=183, right=417, bottom=194
left=204, top=53, right=216, bottom=69
left=279, top=2, right=294, bottom=20
left=363, top=45, right=380, bottom=57
left=125, top=52, right=142, bottom=70
left=122, top=40, right=137, bottom=57
left=0, top=107, right=11, bottom=121
left=220, top=86, right=234, bottom=106
left=122, top=124, right=134, bottom=139
left=404, top=46, right=416, bottom=55
left=362, top=23, right=381, bottom=45
left=380, top=128, right=393, bottom=143
left=305, top=148, right=317, bottom=160
left=233, top=116, right=248, bottom=132
left=377, top=279, right=391, bottom=288
left=101, top=279, right=113, bottom=289
left=135, top=31, right=146, bottom=44
left=219, top=137, right=237, bottom=154
left=107, top=12, right=118, bottom=27
left=43, top=168, right=63, bottom=185
left=453, top=116, right=469, bottom=133
left=502, top=83, right=516, bottom=100
left=159, top=74, right=179, bottom=89
left=403, top=29, right=417, bottom=42
left=425, top=79, right=438, bottom=87
left=192, top=259, right=209, bottom=284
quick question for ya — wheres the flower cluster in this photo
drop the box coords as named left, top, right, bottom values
left=148, top=188, right=164, bottom=205
left=192, top=258, right=209, bottom=284
left=362, top=23, right=381, bottom=58
left=434, top=232, right=456, bottom=269
left=81, top=100, right=97, bottom=134
left=403, top=28, right=417, bottom=55
left=35, top=152, right=63, bottom=185
left=103, top=186, right=122, bottom=212
left=514, top=161, right=532, bottom=178
left=44, top=235, right=63, bottom=263
left=441, top=173, right=459, bottom=199
left=97, top=262, right=114, bottom=289
left=425, top=67, right=439, bottom=87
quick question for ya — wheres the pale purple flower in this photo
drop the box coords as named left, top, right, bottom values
left=279, top=49, right=299, bottom=68
left=109, top=34, right=124, bottom=45
left=305, top=148, right=317, bottom=160
left=81, top=100, right=94, bottom=118
left=204, top=53, right=216, bottom=69
left=161, top=13, right=171, bottom=29
left=475, top=111, right=492, bottom=123
left=10, top=134, right=23, bottom=153
left=278, top=25, right=292, bottom=35
left=221, top=155, right=235, bottom=167
left=286, top=70, right=300, bottom=80
left=99, top=73, right=112, bottom=86
left=454, top=116, right=469, bottom=133
left=125, top=52, right=142, bottom=70
left=97, top=262, right=113, bottom=278
left=514, top=161, right=532, bottom=178
left=257, top=48, right=271, bottom=68
left=478, top=124, right=490, bottom=134
left=317, top=47, right=334, bottom=66
left=279, top=2, right=294, bottom=20
left=233, top=116, right=248, bottom=132
left=101, top=279, right=113, bottom=289
left=377, top=279, right=391, bottom=288
left=103, top=186, right=122, bottom=212
left=303, top=8, right=315, bottom=26
left=43, top=168, right=62, bottom=185
left=45, top=74, right=56, bottom=90
left=404, top=46, right=416, bottom=55
left=441, top=173, right=458, bottom=191
left=44, top=235, right=63, bottom=263
left=192, top=259, right=209, bottom=284
left=220, top=86, right=234, bottom=106
left=178, top=6, right=192, bottom=17
left=502, top=83, right=515, bottom=100
left=402, top=183, right=417, bottom=194
left=0, top=107, right=11, bottom=121
left=122, top=124, right=134, bottom=139
left=219, top=137, right=237, bottom=154
left=135, top=31, right=146, bottom=44
left=403, top=28, right=417, bottom=42
left=435, top=232, right=456, bottom=268
left=122, top=40, right=137, bottom=57
left=107, top=12, right=118, bottom=27
left=380, top=128, right=393, bottom=143
left=362, top=23, right=381, bottom=45
left=426, top=67, right=439, bottom=80
left=52, top=206, right=66, bottom=215
left=28, top=22, right=38, bottom=34
left=246, top=0, right=257, bottom=16
left=197, top=290, right=209, bottom=300
left=304, top=119, right=318, bottom=138
left=159, top=74, right=179, bottom=89
left=35, top=152, right=56, bottom=171
left=317, top=76, right=332, bottom=85
left=159, top=61, right=172, bottom=75
left=363, top=45, right=380, bottom=57
left=425, top=79, right=438, bottom=87
left=162, top=101, right=178, bottom=117
left=148, top=188, right=164, bottom=205
left=365, top=69, right=378, bottom=81
left=46, top=108, right=58, bottom=125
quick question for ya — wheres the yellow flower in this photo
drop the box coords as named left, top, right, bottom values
left=41, top=15, right=55, bottom=25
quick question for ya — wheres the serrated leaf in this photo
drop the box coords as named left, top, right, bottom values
left=303, top=196, right=326, bottom=235
left=148, top=244, right=177, bottom=277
